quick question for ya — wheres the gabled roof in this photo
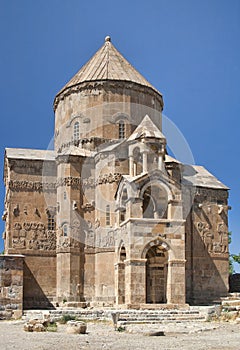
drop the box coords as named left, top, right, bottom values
left=57, top=36, right=161, bottom=97
left=5, top=148, right=56, bottom=161
left=182, top=165, right=229, bottom=190
left=127, top=115, right=166, bottom=141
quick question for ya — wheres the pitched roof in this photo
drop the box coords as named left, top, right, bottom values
left=5, top=148, right=56, bottom=161
left=182, top=165, right=229, bottom=189
left=127, top=115, right=166, bottom=141
left=57, top=36, right=161, bottom=96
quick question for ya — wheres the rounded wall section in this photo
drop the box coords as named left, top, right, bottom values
left=54, top=81, right=163, bottom=152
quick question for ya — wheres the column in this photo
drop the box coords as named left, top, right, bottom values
left=115, top=262, right=125, bottom=304
left=142, top=151, right=148, bottom=173
left=167, top=259, right=186, bottom=304
left=129, top=155, right=134, bottom=176
left=124, top=259, right=147, bottom=306
left=158, top=154, right=163, bottom=171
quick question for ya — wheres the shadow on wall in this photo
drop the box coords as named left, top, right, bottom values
left=229, top=274, right=240, bottom=293
left=23, top=262, right=55, bottom=310
left=186, top=222, right=229, bottom=305
left=186, top=209, right=229, bottom=305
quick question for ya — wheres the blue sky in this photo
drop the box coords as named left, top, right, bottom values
left=0, top=0, right=239, bottom=271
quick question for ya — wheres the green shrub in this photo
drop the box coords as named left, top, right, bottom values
left=59, top=314, right=76, bottom=324
left=46, top=322, right=58, bottom=332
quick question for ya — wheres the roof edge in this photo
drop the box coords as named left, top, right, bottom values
left=54, top=79, right=163, bottom=111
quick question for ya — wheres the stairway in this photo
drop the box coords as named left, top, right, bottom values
left=221, top=293, right=240, bottom=311
left=23, top=307, right=206, bottom=324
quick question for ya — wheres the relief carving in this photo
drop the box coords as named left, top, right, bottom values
left=28, top=230, right=56, bottom=251
left=197, top=221, right=228, bottom=254
left=82, top=177, right=95, bottom=189
left=57, top=236, right=80, bottom=249
left=23, top=222, right=31, bottom=231
left=12, top=221, right=56, bottom=251
left=197, top=222, right=214, bottom=253
left=97, top=173, right=122, bottom=185
left=9, top=180, right=56, bottom=192
left=81, top=202, right=95, bottom=212
left=96, top=231, right=115, bottom=248
left=13, top=223, right=22, bottom=238
left=94, top=218, right=100, bottom=229
left=213, top=242, right=222, bottom=253
left=218, top=222, right=228, bottom=253
left=82, top=173, right=122, bottom=188
left=13, top=205, right=20, bottom=216
left=71, top=221, right=81, bottom=243
left=56, top=177, right=81, bottom=189
left=85, top=230, right=95, bottom=247
left=12, top=237, right=26, bottom=249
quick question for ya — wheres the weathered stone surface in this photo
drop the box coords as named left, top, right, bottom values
left=66, top=321, right=87, bottom=334
left=0, top=255, right=24, bottom=319
left=23, top=318, right=50, bottom=332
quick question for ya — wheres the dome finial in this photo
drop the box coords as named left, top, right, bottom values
left=105, top=35, right=111, bottom=43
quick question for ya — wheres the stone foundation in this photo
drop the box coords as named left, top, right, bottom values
left=0, top=255, right=24, bottom=319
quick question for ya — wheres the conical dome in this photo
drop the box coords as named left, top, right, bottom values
left=54, top=36, right=162, bottom=108
left=54, top=37, right=164, bottom=151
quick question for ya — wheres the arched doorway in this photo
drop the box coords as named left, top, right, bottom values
left=146, top=245, right=168, bottom=303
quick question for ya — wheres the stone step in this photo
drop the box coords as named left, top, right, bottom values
left=222, top=300, right=240, bottom=307
left=23, top=308, right=205, bottom=324
left=221, top=293, right=240, bottom=301
left=119, top=317, right=206, bottom=325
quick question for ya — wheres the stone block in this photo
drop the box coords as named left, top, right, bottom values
left=66, top=321, right=87, bottom=334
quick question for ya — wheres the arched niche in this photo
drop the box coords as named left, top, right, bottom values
left=141, top=183, right=168, bottom=219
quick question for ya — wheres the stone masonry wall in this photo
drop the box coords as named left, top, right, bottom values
left=0, top=255, right=24, bottom=319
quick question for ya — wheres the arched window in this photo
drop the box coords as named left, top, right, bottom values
left=120, top=246, right=126, bottom=262
left=143, top=190, right=155, bottom=219
left=73, top=121, right=80, bottom=141
left=142, top=185, right=168, bottom=219
left=133, top=147, right=142, bottom=176
left=63, top=224, right=68, bottom=236
left=106, top=205, right=110, bottom=226
left=119, top=121, right=125, bottom=139
left=47, top=213, right=56, bottom=231
left=120, top=188, right=128, bottom=223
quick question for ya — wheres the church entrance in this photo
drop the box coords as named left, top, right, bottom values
left=146, top=245, right=168, bottom=303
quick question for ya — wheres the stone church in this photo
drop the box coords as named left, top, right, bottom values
left=2, top=37, right=230, bottom=311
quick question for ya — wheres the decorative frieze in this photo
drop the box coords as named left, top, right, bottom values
left=56, top=177, right=81, bottom=189
left=97, top=173, right=122, bottom=185
left=8, top=174, right=121, bottom=192
left=95, top=230, right=115, bottom=248
left=81, top=202, right=95, bottom=212
left=82, top=173, right=122, bottom=189
left=9, top=159, right=43, bottom=171
left=56, top=236, right=81, bottom=250
left=57, top=137, right=104, bottom=153
left=8, top=180, right=56, bottom=192
left=82, top=177, right=95, bottom=188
